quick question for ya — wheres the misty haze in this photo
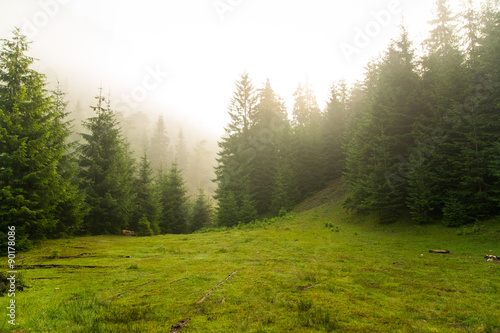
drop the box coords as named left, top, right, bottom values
left=1, top=0, right=499, bottom=332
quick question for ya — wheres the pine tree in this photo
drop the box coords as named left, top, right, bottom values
left=291, top=79, right=325, bottom=198
left=425, top=0, right=458, bottom=56
left=292, top=79, right=321, bottom=127
left=150, top=114, right=169, bottom=170
left=50, top=86, right=87, bottom=237
left=248, top=79, right=288, bottom=214
left=78, top=90, right=135, bottom=235
left=0, top=30, right=84, bottom=251
left=187, top=140, right=214, bottom=194
left=322, top=80, right=349, bottom=181
left=132, top=151, right=160, bottom=234
left=489, top=143, right=500, bottom=208
left=461, top=0, right=481, bottom=67
left=190, top=188, right=213, bottom=232
left=214, top=72, right=257, bottom=224
left=216, top=191, right=239, bottom=227
left=238, top=192, right=257, bottom=224
left=158, top=163, right=188, bottom=234
left=175, top=128, right=189, bottom=174
left=409, top=0, right=495, bottom=225
left=346, top=29, right=421, bottom=220
left=270, top=161, right=297, bottom=215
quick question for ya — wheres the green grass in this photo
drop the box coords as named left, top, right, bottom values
left=1, top=196, right=500, bottom=332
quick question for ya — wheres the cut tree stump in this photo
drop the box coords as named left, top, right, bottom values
left=429, top=250, right=450, bottom=253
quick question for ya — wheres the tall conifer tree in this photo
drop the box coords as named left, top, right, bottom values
left=214, top=72, right=257, bottom=225
left=0, top=30, right=84, bottom=250
left=150, top=114, right=169, bottom=170
left=78, top=90, right=135, bottom=234
left=158, top=163, right=188, bottom=234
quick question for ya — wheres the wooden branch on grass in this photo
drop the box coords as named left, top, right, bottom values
left=195, top=271, right=237, bottom=305
left=170, top=318, right=190, bottom=333
left=107, top=280, right=157, bottom=302
left=429, top=250, right=450, bottom=253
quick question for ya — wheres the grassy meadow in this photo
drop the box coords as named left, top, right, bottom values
left=1, top=189, right=500, bottom=332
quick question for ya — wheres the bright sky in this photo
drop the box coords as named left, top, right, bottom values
left=0, top=0, right=476, bottom=136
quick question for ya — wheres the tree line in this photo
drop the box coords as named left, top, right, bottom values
left=214, top=0, right=500, bottom=227
left=0, top=30, right=213, bottom=252
left=1, top=0, right=499, bottom=252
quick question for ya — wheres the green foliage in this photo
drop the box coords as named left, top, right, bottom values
left=0, top=270, right=26, bottom=295
left=248, top=79, right=288, bottom=214
left=137, top=215, right=153, bottom=237
left=278, top=207, right=288, bottom=217
left=158, top=163, right=188, bottom=234
left=322, top=80, right=349, bottom=181
left=132, top=152, right=159, bottom=234
left=0, top=29, right=84, bottom=252
left=175, top=128, right=189, bottom=174
left=456, top=221, right=483, bottom=235
left=216, top=190, right=239, bottom=227
left=78, top=90, right=135, bottom=235
left=442, top=194, right=471, bottom=227
left=149, top=114, right=169, bottom=171
left=238, top=192, right=257, bottom=224
left=214, top=73, right=258, bottom=224
left=346, top=29, right=420, bottom=217
left=189, top=188, right=213, bottom=232
left=49, top=249, right=60, bottom=259
left=343, top=4, right=500, bottom=225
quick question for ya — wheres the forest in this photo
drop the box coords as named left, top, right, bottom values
left=1, top=0, right=499, bottom=253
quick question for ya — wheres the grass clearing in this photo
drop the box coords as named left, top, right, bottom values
left=1, top=197, right=500, bottom=332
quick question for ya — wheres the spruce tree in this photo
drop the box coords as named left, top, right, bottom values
left=238, top=192, right=257, bottom=224
left=190, top=188, right=213, bottom=232
left=409, top=0, right=494, bottom=224
left=214, top=72, right=257, bottom=224
left=150, top=114, right=169, bottom=170
left=322, top=80, right=349, bottom=181
left=346, top=29, right=421, bottom=220
left=132, top=151, right=160, bottom=234
left=0, top=30, right=84, bottom=250
left=270, top=161, right=297, bottom=215
left=291, top=79, right=325, bottom=198
left=248, top=79, right=288, bottom=214
left=175, top=128, right=189, bottom=174
left=188, top=140, right=214, bottom=194
left=158, top=163, right=188, bottom=234
left=216, top=191, right=239, bottom=227
left=78, top=90, right=135, bottom=235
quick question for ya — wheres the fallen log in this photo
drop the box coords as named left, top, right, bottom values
left=429, top=250, right=450, bottom=253
left=195, top=271, right=237, bottom=305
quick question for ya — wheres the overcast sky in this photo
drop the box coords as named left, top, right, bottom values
left=0, top=0, right=477, bottom=136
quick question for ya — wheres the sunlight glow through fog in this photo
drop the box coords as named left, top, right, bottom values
left=0, top=0, right=476, bottom=135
